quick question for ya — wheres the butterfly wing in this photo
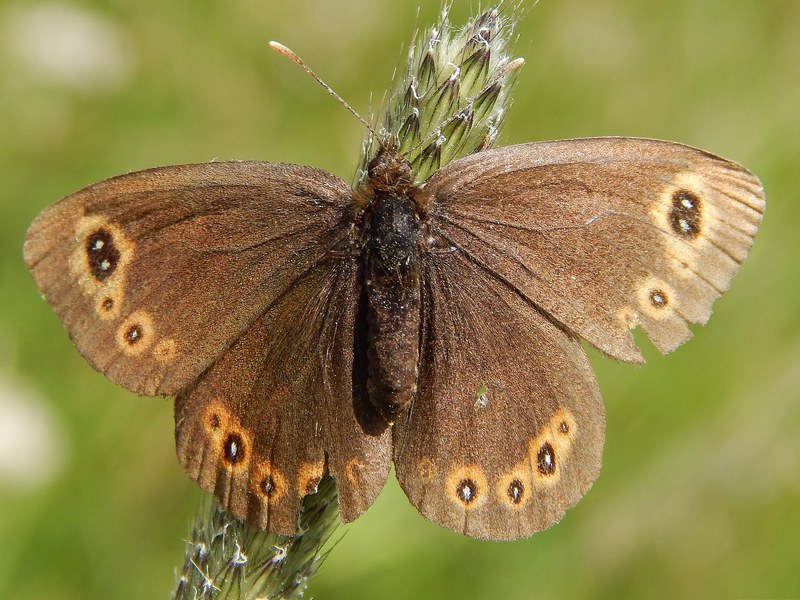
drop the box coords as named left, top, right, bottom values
left=393, top=251, right=604, bottom=540
left=175, top=253, right=391, bottom=534
left=25, top=162, right=391, bottom=531
left=393, top=137, right=763, bottom=540
left=423, top=137, right=765, bottom=361
left=24, top=161, right=352, bottom=396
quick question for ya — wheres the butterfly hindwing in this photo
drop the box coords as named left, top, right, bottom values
left=175, top=256, right=391, bottom=534
left=426, top=137, right=765, bottom=362
left=24, top=161, right=353, bottom=396
left=393, top=251, right=604, bottom=541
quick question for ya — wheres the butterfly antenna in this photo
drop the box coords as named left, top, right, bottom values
left=269, top=41, right=383, bottom=144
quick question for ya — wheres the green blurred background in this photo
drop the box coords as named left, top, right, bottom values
left=1, top=1, right=798, bottom=598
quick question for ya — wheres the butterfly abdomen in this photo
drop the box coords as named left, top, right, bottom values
left=363, top=190, right=422, bottom=423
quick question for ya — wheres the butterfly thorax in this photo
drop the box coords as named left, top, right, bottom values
left=360, top=149, right=423, bottom=424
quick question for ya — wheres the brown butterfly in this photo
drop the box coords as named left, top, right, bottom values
left=24, top=43, right=764, bottom=541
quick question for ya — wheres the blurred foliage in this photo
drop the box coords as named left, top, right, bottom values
left=1, top=1, right=798, bottom=599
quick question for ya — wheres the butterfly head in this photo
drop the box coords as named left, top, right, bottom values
left=366, top=147, right=414, bottom=194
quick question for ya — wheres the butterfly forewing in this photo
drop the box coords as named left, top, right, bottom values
left=24, top=161, right=352, bottom=396
left=425, top=137, right=765, bottom=361
left=393, top=250, right=604, bottom=541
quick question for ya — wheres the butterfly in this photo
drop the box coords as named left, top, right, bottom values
left=24, top=44, right=764, bottom=542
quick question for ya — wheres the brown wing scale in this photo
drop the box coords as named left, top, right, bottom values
left=393, top=251, right=604, bottom=541
left=24, top=161, right=353, bottom=396
left=25, top=161, right=392, bottom=533
left=175, top=257, right=391, bottom=534
left=425, top=137, right=765, bottom=362
left=25, top=137, right=763, bottom=540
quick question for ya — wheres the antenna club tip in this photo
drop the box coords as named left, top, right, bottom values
left=268, top=40, right=294, bottom=57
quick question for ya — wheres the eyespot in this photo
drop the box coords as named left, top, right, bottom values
left=85, top=229, right=121, bottom=281
left=537, top=442, right=556, bottom=476
left=528, top=409, right=576, bottom=487
left=93, top=288, right=123, bottom=320
left=637, top=277, right=676, bottom=320
left=649, top=289, right=669, bottom=308
left=260, top=475, right=277, bottom=497
left=497, top=467, right=532, bottom=508
left=125, top=323, right=143, bottom=345
left=669, top=190, right=702, bottom=239
left=650, top=174, right=713, bottom=277
left=222, top=433, right=246, bottom=465
left=552, top=409, right=577, bottom=440
left=116, top=311, right=155, bottom=355
left=70, top=216, right=134, bottom=299
left=201, top=401, right=232, bottom=436
left=446, top=465, right=487, bottom=510
left=506, top=479, right=524, bottom=504
left=251, top=461, right=288, bottom=502
left=456, top=478, right=478, bottom=504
